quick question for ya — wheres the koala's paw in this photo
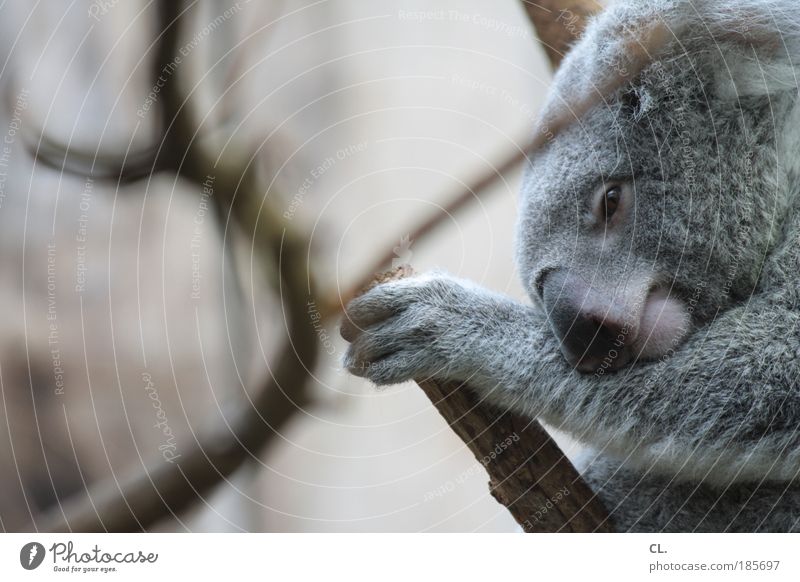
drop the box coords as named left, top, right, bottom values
left=340, top=272, right=478, bottom=386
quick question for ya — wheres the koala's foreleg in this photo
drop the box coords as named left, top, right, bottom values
left=343, top=272, right=800, bottom=486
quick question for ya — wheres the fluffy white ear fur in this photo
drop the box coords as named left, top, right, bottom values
left=701, top=0, right=800, bottom=99
left=712, top=46, right=800, bottom=100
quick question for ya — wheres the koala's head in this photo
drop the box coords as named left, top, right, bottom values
left=516, top=0, right=800, bottom=373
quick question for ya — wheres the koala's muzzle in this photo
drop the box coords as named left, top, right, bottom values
left=541, top=269, right=632, bottom=373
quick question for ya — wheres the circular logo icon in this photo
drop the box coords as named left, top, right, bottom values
left=20, top=542, right=46, bottom=570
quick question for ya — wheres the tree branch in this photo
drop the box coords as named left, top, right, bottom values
left=367, top=265, right=611, bottom=532
left=325, top=0, right=602, bottom=320
left=419, top=379, right=610, bottom=531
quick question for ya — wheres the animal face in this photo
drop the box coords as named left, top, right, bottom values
left=515, top=1, right=799, bottom=373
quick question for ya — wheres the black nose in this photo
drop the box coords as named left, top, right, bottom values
left=541, top=269, right=627, bottom=370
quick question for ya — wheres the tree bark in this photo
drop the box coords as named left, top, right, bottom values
left=418, top=379, right=610, bottom=532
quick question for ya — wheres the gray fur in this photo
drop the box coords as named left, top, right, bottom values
left=342, top=0, right=800, bottom=532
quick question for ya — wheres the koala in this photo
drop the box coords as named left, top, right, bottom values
left=341, top=0, right=800, bottom=532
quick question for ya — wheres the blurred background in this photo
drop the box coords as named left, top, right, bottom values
left=0, top=0, right=578, bottom=531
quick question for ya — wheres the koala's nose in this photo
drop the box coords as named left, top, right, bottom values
left=541, top=269, right=628, bottom=372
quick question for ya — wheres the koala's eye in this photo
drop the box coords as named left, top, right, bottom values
left=591, top=181, right=628, bottom=227
left=603, top=186, right=621, bottom=220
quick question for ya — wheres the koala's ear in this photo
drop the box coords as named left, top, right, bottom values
left=531, top=1, right=800, bottom=150
left=531, top=3, right=677, bottom=151
left=705, top=7, right=800, bottom=100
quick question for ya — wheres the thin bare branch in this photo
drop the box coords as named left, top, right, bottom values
left=325, top=0, right=601, bottom=321
left=342, top=1, right=610, bottom=533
